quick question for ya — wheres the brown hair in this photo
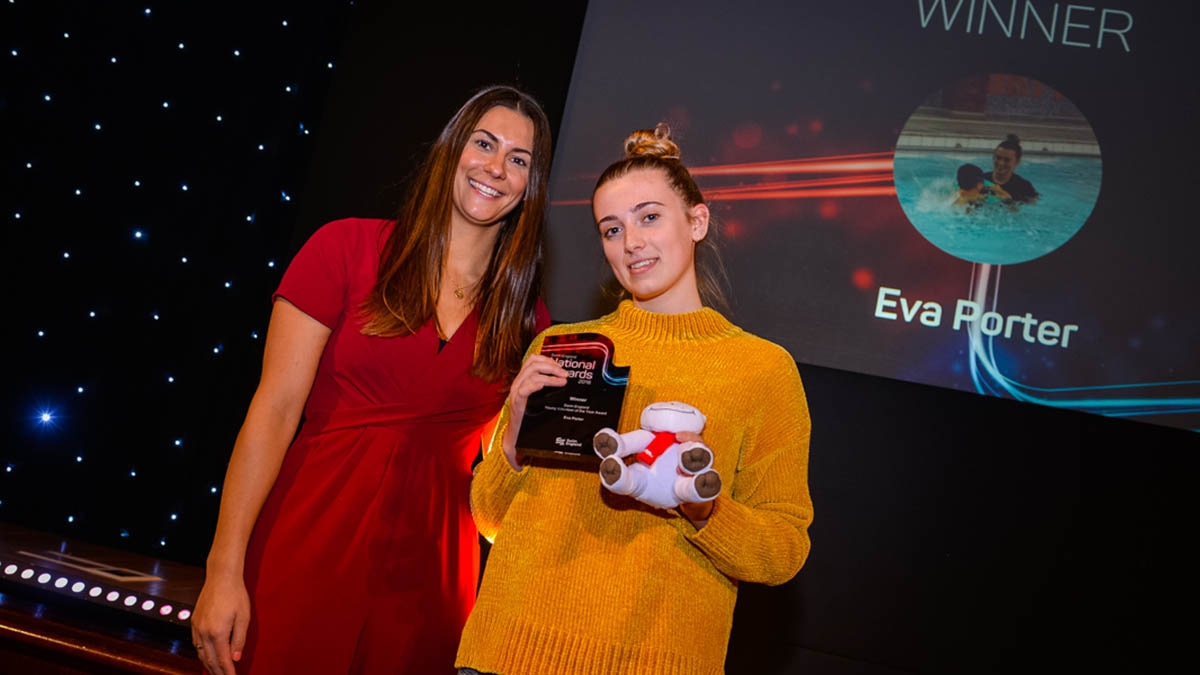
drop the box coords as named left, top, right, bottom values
left=359, top=84, right=552, bottom=383
left=594, top=123, right=731, bottom=313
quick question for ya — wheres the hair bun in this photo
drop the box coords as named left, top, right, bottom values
left=623, top=122, right=681, bottom=160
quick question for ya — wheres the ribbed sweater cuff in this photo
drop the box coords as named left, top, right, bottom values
left=688, top=496, right=747, bottom=568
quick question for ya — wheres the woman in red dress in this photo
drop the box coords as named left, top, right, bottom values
left=190, top=84, right=554, bottom=675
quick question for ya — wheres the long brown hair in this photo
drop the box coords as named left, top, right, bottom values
left=359, top=85, right=552, bottom=383
left=594, top=123, right=731, bottom=314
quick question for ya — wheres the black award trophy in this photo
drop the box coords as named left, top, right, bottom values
left=515, top=332, right=629, bottom=465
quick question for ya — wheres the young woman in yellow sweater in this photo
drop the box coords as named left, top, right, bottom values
left=456, top=123, right=814, bottom=675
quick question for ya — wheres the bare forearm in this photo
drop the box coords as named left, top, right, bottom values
left=205, top=400, right=301, bottom=576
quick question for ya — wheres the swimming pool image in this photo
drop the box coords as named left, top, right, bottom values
left=892, top=150, right=1102, bottom=265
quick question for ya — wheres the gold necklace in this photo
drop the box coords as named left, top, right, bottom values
left=452, top=277, right=481, bottom=300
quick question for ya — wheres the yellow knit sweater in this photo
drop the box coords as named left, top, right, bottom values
left=456, top=301, right=813, bottom=674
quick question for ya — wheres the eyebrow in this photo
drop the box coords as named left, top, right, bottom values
left=473, top=128, right=532, bottom=157
left=597, top=200, right=663, bottom=225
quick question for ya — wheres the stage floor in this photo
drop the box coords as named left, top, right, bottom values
left=0, top=521, right=204, bottom=630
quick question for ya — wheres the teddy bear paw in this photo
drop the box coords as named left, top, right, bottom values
left=677, top=469, right=721, bottom=503
left=694, top=470, right=722, bottom=499
left=599, top=456, right=626, bottom=487
left=593, top=428, right=622, bottom=458
left=678, top=442, right=713, bottom=473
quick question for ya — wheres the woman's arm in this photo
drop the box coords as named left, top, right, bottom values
left=685, top=352, right=814, bottom=586
left=190, top=298, right=331, bottom=675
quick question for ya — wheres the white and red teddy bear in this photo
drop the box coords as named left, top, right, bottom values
left=592, top=401, right=721, bottom=510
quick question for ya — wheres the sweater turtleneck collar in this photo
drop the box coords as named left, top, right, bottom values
left=599, top=300, right=741, bottom=343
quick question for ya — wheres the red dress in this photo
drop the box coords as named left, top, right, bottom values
left=239, top=218, right=548, bottom=674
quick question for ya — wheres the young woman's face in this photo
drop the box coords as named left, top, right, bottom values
left=593, top=168, right=709, bottom=314
left=452, top=106, right=535, bottom=229
left=992, top=146, right=1019, bottom=182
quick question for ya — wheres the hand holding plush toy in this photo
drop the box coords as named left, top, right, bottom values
left=592, top=401, right=722, bottom=510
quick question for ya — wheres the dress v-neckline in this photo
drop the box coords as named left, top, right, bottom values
left=436, top=304, right=475, bottom=347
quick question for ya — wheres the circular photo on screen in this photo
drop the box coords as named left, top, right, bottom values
left=892, top=73, right=1101, bottom=265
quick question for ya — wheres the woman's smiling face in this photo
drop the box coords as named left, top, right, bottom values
left=451, top=105, right=535, bottom=229
left=593, top=167, right=709, bottom=314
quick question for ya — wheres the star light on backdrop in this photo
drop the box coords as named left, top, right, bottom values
left=2, top=1, right=358, bottom=565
